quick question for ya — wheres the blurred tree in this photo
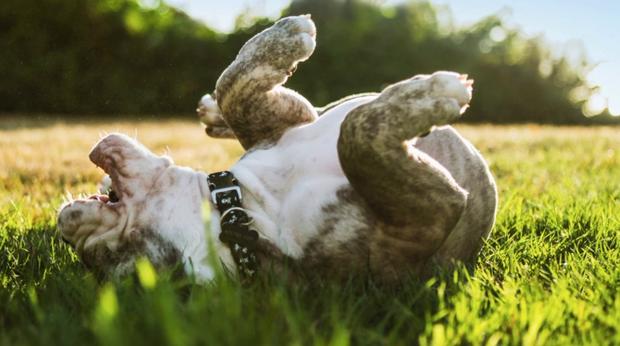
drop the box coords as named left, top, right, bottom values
left=284, top=0, right=614, bottom=123
left=0, top=0, right=617, bottom=124
left=0, top=0, right=229, bottom=114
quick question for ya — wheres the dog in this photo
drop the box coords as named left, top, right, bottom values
left=57, top=15, right=497, bottom=284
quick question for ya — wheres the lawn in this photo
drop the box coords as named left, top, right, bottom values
left=1, top=117, right=619, bottom=345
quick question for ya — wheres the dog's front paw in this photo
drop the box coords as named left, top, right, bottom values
left=197, top=94, right=235, bottom=139
left=197, top=94, right=224, bottom=126
left=238, top=15, right=316, bottom=71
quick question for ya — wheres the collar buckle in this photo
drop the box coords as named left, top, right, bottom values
left=210, top=186, right=242, bottom=204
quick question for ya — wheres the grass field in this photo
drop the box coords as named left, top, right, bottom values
left=1, top=118, right=619, bottom=345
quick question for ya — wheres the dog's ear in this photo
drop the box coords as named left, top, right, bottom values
left=197, top=94, right=236, bottom=139
left=78, top=228, right=184, bottom=282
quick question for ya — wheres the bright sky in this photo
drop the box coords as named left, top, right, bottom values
left=166, top=0, right=620, bottom=116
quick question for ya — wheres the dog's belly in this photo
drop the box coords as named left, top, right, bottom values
left=231, top=97, right=376, bottom=257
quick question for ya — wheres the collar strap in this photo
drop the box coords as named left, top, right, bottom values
left=207, top=171, right=259, bottom=281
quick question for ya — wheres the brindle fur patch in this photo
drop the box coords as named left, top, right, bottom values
left=293, top=187, right=449, bottom=285
left=333, top=77, right=470, bottom=282
left=300, top=187, right=376, bottom=281
left=214, top=16, right=318, bottom=149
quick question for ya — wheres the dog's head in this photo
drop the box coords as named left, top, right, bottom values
left=57, top=134, right=209, bottom=278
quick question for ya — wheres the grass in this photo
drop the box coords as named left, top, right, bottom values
left=1, top=117, right=619, bottom=345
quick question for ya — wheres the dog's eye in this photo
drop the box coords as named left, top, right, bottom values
left=109, top=190, right=119, bottom=203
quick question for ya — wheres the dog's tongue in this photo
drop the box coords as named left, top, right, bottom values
left=88, top=194, right=110, bottom=203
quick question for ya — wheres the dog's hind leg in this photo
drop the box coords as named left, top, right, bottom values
left=210, top=15, right=319, bottom=149
left=338, top=72, right=473, bottom=274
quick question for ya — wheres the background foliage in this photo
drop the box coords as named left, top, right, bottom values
left=1, top=0, right=618, bottom=123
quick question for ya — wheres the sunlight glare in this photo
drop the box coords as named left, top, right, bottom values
left=608, top=97, right=620, bottom=116
left=583, top=93, right=606, bottom=117
left=588, top=62, right=620, bottom=116
left=490, top=26, right=507, bottom=42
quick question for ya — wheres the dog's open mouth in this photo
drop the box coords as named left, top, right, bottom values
left=75, top=133, right=169, bottom=207
left=88, top=181, right=120, bottom=204
left=88, top=147, right=124, bottom=205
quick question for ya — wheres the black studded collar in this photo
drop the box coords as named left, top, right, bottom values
left=207, top=171, right=259, bottom=281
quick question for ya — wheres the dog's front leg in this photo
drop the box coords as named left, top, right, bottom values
left=209, top=15, right=319, bottom=149
left=337, top=72, right=473, bottom=274
left=197, top=94, right=236, bottom=139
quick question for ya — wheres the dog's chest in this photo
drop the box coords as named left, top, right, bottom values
left=230, top=97, right=375, bottom=258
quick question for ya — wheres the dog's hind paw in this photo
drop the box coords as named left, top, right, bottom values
left=379, top=71, right=474, bottom=127
left=427, top=72, right=473, bottom=114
